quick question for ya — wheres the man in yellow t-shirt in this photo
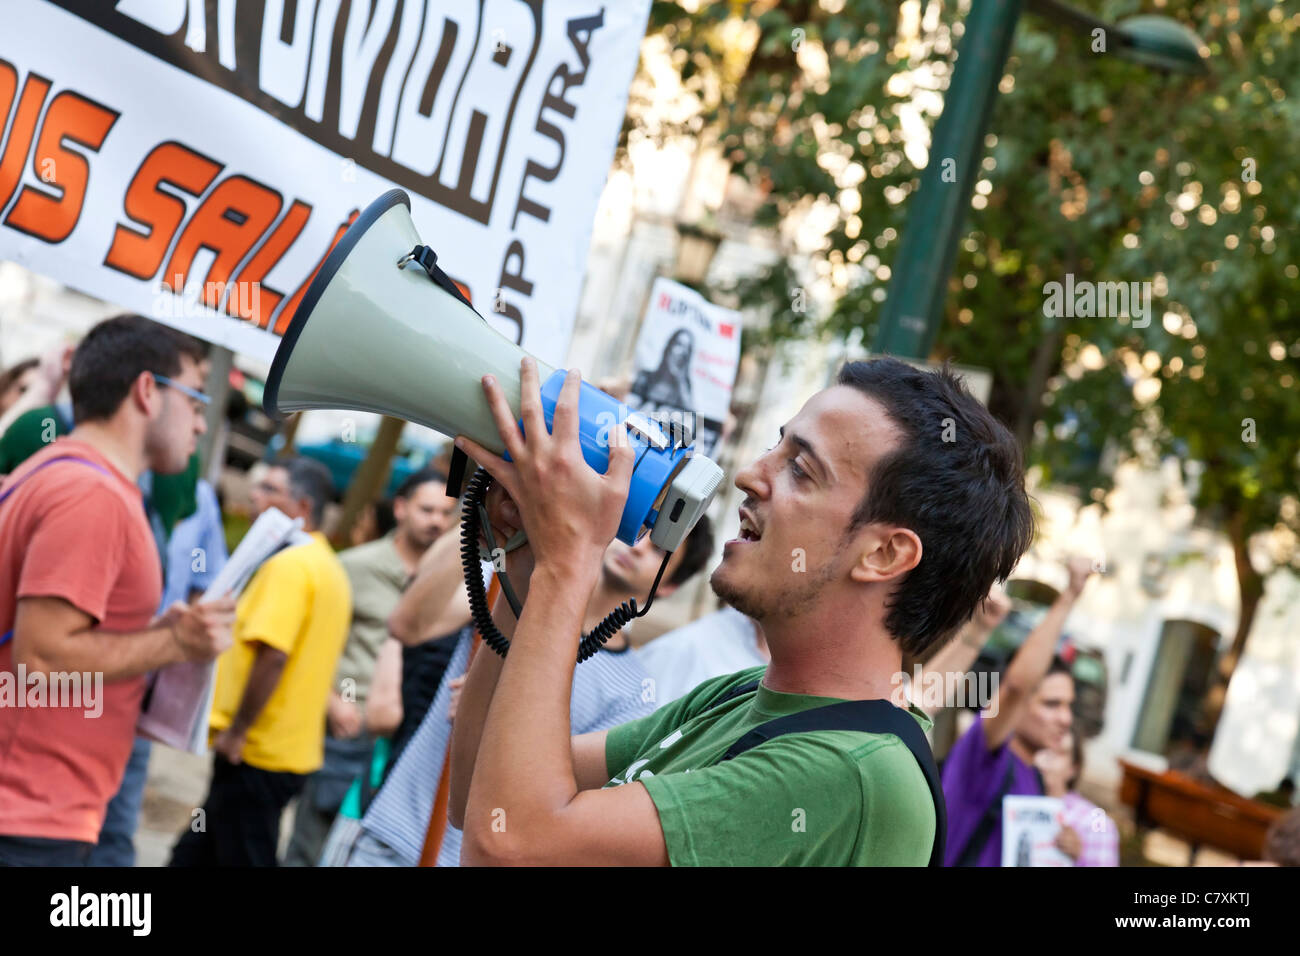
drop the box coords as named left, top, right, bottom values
left=170, top=457, right=351, bottom=867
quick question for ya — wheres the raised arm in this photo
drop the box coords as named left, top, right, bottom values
left=447, top=591, right=611, bottom=829
left=387, top=529, right=471, bottom=647
left=981, top=558, right=1094, bottom=750
left=921, top=589, right=1010, bottom=711
left=448, top=487, right=529, bottom=830
left=452, top=364, right=670, bottom=867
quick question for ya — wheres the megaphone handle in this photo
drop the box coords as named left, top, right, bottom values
left=475, top=498, right=524, bottom=619
left=459, top=467, right=672, bottom=664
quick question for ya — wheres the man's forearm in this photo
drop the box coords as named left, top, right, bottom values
left=981, top=588, right=1079, bottom=748
left=227, top=646, right=287, bottom=735
left=20, top=624, right=183, bottom=682
left=448, top=583, right=523, bottom=828
left=462, top=563, right=598, bottom=864
left=364, top=638, right=404, bottom=736
left=919, top=622, right=992, bottom=712
left=448, top=628, right=505, bottom=829
left=388, top=532, right=465, bottom=646
left=924, top=621, right=992, bottom=686
left=1003, top=592, right=1075, bottom=696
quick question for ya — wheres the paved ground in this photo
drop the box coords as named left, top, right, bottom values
left=134, top=744, right=297, bottom=867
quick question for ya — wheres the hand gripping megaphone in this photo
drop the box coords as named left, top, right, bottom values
left=264, top=189, right=724, bottom=661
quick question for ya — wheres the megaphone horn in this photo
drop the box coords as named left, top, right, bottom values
left=265, top=189, right=725, bottom=661
left=264, top=188, right=723, bottom=552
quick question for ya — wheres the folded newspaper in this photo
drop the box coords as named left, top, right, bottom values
left=136, top=507, right=311, bottom=753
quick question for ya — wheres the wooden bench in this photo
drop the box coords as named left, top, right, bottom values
left=1118, top=759, right=1286, bottom=862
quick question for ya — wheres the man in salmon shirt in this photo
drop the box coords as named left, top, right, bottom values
left=0, top=314, right=235, bottom=866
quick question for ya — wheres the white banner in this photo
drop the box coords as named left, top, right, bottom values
left=0, top=0, right=649, bottom=366
left=627, top=277, right=741, bottom=458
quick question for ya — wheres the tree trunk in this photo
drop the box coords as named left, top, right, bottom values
left=277, top=412, right=303, bottom=457
left=1015, top=318, right=1061, bottom=451
left=1199, top=508, right=1265, bottom=737
left=333, top=415, right=405, bottom=547
left=1015, top=241, right=1075, bottom=450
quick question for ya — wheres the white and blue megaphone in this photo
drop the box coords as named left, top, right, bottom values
left=264, top=190, right=724, bottom=659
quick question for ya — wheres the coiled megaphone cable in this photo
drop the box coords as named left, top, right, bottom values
left=459, top=467, right=671, bottom=663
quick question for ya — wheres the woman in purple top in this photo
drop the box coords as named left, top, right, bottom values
left=938, top=558, right=1094, bottom=867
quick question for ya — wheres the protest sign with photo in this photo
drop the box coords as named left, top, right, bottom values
left=627, top=277, right=741, bottom=458
left=1001, top=795, right=1073, bottom=867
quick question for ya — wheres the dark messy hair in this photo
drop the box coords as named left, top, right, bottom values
left=69, top=314, right=208, bottom=423
left=0, top=357, right=39, bottom=400
left=668, top=513, right=714, bottom=587
left=1046, top=655, right=1075, bottom=681
left=394, top=467, right=449, bottom=500
left=278, top=456, right=336, bottom=529
left=838, top=358, right=1034, bottom=658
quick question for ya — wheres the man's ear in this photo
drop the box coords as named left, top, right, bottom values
left=848, top=526, right=922, bottom=584
left=132, top=370, right=160, bottom=416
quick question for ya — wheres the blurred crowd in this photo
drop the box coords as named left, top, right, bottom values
left=0, top=313, right=1295, bottom=868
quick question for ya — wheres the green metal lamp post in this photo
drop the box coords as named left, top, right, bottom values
left=872, top=0, right=1208, bottom=360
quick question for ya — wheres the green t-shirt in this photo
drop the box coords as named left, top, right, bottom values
left=603, top=666, right=935, bottom=866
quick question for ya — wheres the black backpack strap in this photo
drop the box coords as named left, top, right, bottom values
left=721, top=698, right=947, bottom=867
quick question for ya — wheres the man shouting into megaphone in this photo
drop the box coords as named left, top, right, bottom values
left=449, top=355, right=1033, bottom=866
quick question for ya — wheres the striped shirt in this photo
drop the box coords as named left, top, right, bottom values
left=353, top=630, right=655, bottom=867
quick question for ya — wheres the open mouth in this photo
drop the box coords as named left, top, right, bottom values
left=737, top=509, right=762, bottom=542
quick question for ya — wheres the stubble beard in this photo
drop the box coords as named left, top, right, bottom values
left=407, top=525, right=441, bottom=553
left=710, top=547, right=837, bottom=625
left=144, top=410, right=187, bottom=475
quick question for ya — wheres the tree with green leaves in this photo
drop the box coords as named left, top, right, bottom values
left=637, top=0, right=1300, bottom=735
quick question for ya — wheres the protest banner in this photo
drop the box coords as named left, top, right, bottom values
left=0, top=0, right=650, bottom=365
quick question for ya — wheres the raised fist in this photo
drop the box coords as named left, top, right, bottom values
left=1064, top=556, right=1096, bottom=599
